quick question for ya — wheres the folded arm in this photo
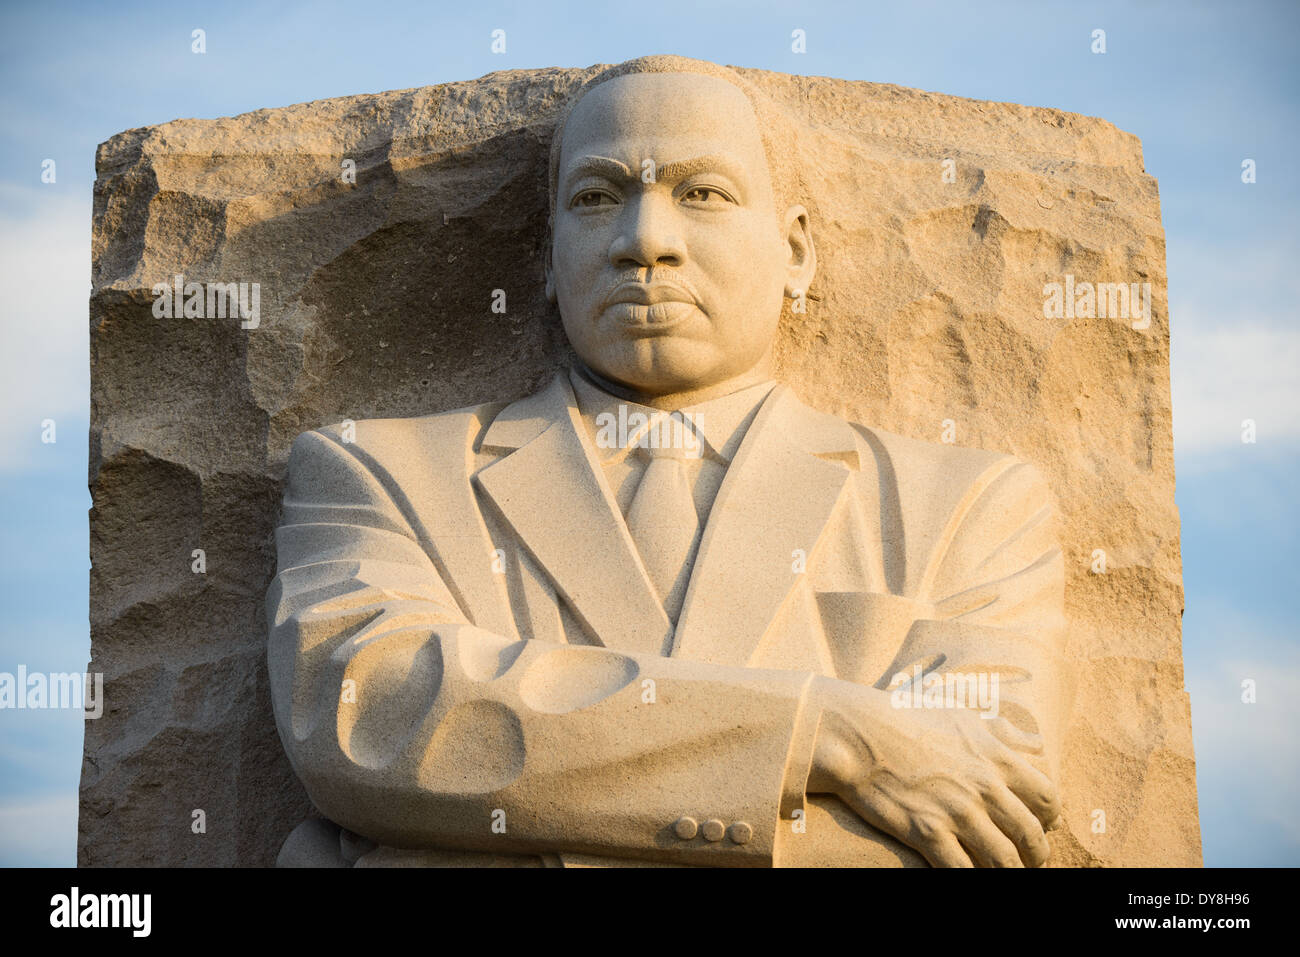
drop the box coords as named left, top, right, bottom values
left=803, top=458, right=1068, bottom=867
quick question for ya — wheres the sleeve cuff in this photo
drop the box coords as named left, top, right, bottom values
left=778, top=673, right=821, bottom=820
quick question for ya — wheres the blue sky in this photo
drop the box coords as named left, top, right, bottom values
left=1, top=0, right=1297, bottom=865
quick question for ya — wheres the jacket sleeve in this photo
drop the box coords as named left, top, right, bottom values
left=267, top=427, right=818, bottom=866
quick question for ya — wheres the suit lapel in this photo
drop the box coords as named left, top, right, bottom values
left=673, top=386, right=857, bottom=665
left=475, top=373, right=673, bottom=656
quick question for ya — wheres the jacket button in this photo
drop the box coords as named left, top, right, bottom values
left=701, top=818, right=726, bottom=842
left=673, top=816, right=698, bottom=840
left=728, top=821, right=753, bottom=845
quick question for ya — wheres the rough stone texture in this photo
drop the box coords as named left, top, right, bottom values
left=83, top=65, right=1198, bottom=866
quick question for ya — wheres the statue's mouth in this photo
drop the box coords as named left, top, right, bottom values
left=601, top=280, right=699, bottom=331
left=603, top=280, right=695, bottom=307
left=604, top=299, right=698, bottom=331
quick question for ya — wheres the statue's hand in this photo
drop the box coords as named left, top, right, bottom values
left=805, top=675, right=1061, bottom=867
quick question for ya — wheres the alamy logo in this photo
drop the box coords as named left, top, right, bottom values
left=0, top=667, right=103, bottom=718
left=1042, top=274, right=1151, bottom=329
left=49, top=887, right=151, bottom=937
left=889, top=663, right=1001, bottom=717
left=151, top=273, right=261, bottom=329
left=594, top=406, right=703, bottom=457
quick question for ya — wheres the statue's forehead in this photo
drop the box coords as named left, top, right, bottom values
left=561, top=73, right=765, bottom=161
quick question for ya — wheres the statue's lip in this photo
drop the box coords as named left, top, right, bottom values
left=603, top=281, right=695, bottom=307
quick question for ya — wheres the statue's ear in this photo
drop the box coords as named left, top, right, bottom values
left=782, top=204, right=816, bottom=299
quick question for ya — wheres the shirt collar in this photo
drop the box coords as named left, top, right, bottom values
left=568, top=366, right=776, bottom=465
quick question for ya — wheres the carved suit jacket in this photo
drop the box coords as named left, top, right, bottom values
left=267, top=370, right=1067, bottom=867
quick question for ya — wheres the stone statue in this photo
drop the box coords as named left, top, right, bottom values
left=268, top=55, right=1067, bottom=867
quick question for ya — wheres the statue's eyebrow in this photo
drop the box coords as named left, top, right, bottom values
left=562, top=156, right=633, bottom=189
left=562, top=154, right=746, bottom=192
left=656, top=154, right=745, bottom=183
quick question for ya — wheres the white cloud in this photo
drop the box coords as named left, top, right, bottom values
left=0, top=186, right=91, bottom=474
left=0, top=792, right=77, bottom=866
left=1169, top=313, right=1300, bottom=462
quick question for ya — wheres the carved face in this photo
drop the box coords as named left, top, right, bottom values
left=548, top=72, right=811, bottom=397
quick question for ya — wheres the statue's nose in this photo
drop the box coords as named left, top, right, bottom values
left=609, top=193, right=686, bottom=268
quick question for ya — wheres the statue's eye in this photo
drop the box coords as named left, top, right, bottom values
left=681, top=186, right=731, bottom=205
left=572, top=189, right=617, bottom=208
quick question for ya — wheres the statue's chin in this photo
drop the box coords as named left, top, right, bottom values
left=580, top=338, right=728, bottom=399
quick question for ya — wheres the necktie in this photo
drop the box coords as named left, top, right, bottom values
left=625, top=440, right=702, bottom=624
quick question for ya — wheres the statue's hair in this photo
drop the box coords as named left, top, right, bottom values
left=545, top=55, right=805, bottom=232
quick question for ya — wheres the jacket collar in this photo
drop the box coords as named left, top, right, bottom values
left=476, top=370, right=859, bottom=663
